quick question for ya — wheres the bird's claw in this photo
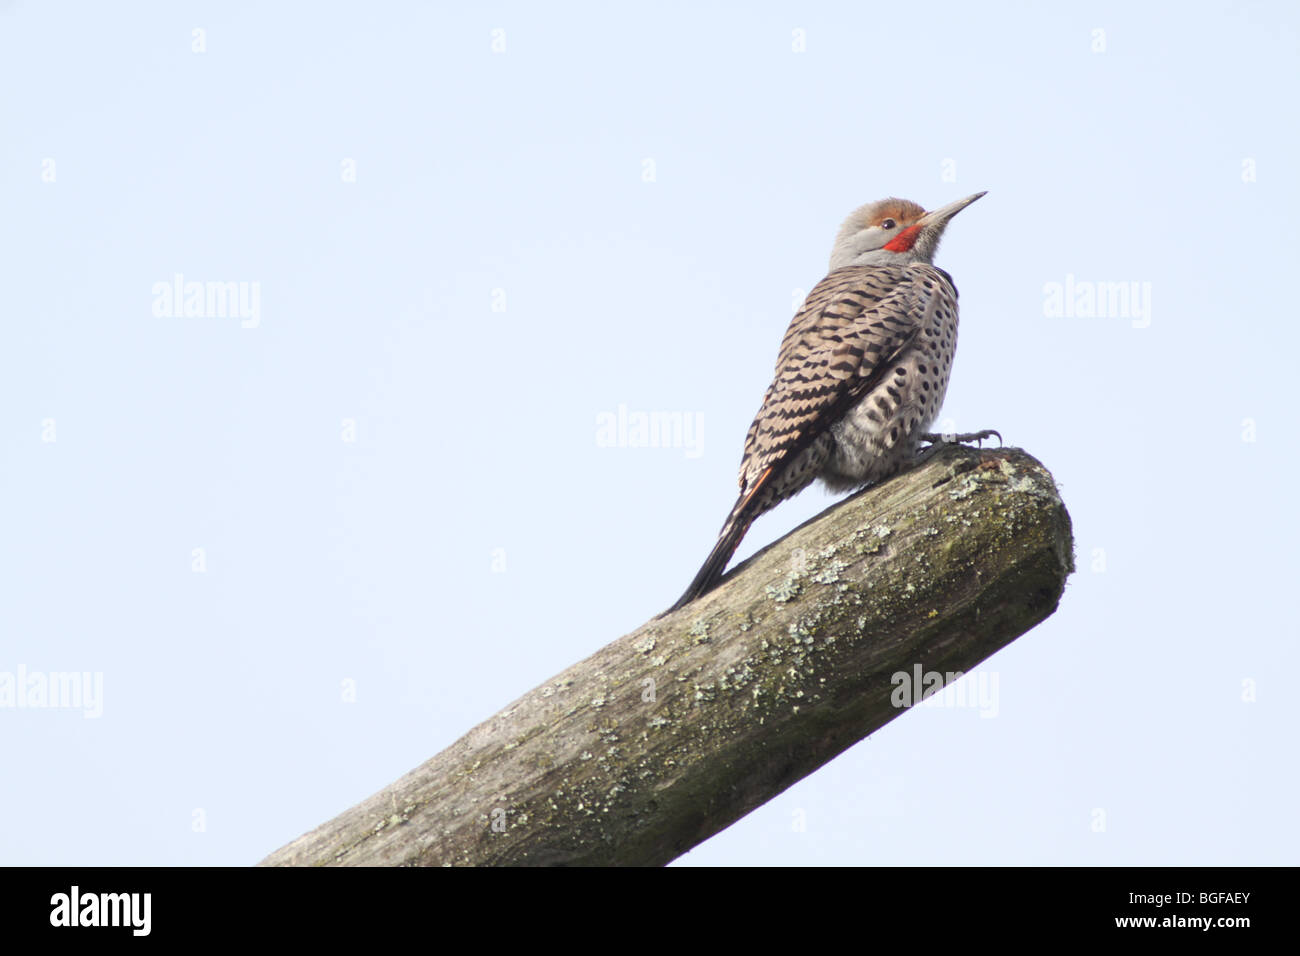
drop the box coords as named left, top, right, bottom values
left=919, top=429, right=1003, bottom=449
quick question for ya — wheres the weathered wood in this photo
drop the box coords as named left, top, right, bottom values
left=260, top=444, right=1074, bottom=867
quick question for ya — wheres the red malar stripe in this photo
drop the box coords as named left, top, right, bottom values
left=883, top=224, right=922, bottom=252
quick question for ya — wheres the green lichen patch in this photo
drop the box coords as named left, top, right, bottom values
left=812, top=559, right=848, bottom=584
left=765, top=575, right=803, bottom=603
left=688, top=619, right=711, bottom=644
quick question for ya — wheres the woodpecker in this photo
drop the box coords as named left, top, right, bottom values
left=669, top=192, right=991, bottom=613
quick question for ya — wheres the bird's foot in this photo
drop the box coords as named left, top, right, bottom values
left=914, top=429, right=1003, bottom=464
left=921, top=429, right=1002, bottom=448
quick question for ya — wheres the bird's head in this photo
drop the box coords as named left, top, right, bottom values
left=828, top=191, right=986, bottom=270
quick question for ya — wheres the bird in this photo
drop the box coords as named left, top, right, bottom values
left=668, top=192, right=991, bottom=614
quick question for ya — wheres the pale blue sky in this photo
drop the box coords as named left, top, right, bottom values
left=2, top=1, right=1296, bottom=866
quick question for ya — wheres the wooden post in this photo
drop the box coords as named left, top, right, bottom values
left=260, top=445, right=1074, bottom=867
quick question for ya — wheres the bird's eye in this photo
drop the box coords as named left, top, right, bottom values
left=881, top=219, right=896, bottom=230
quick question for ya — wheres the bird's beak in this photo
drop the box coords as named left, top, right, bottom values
left=918, top=191, right=987, bottom=228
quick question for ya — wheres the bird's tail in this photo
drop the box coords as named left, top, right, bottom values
left=666, top=471, right=776, bottom=614
left=666, top=512, right=754, bottom=614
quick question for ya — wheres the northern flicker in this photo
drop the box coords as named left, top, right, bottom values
left=669, top=192, right=990, bottom=613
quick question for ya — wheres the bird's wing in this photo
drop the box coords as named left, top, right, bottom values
left=668, top=263, right=950, bottom=613
left=738, top=264, right=943, bottom=493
